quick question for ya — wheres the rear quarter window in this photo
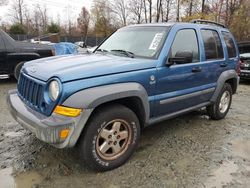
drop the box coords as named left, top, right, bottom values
left=222, top=31, right=237, bottom=58
left=201, top=29, right=224, bottom=60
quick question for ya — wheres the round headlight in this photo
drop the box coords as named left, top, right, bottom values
left=49, top=80, right=60, bottom=101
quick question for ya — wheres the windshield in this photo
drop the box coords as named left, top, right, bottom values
left=96, top=26, right=170, bottom=59
left=0, top=29, right=16, bottom=43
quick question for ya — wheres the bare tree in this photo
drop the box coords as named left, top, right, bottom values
left=128, top=0, right=144, bottom=24
left=77, top=7, right=90, bottom=41
left=176, top=0, right=180, bottom=21
left=148, top=0, right=152, bottom=23
left=91, top=0, right=114, bottom=37
left=143, top=0, right=148, bottom=23
left=111, top=0, right=128, bottom=26
left=0, top=0, right=8, bottom=6
left=31, top=4, right=43, bottom=35
left=39, top=5, right=49, bottom=33
left=181, top=0, right=200, bottom=17
left=156, top=0, right=163, bottom=22
left=162, top=0, right=173, bottom=22
left=10, top=0, right=26, bottom=25
left=201, top=0, right=205, bottom=13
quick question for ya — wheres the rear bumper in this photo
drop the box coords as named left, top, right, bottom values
left=7, top=89, right=93, bottom=148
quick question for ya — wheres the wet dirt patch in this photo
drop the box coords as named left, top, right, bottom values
left=204, top=160, right=239, bottom=187
left=0, top=167, right=42, bottom=188
left=231, top=140, right=250, bottom=161
left=4, top=131, right=25, bottom=138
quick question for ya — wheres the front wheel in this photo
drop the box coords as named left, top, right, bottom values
left=207, top=83, right=232, bottom=120
left=79, top=104, right=141, bottom=171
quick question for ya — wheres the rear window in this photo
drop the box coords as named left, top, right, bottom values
left=201, top=29, right=224, bottom=60
left=222, top=32, right=237, bottom=58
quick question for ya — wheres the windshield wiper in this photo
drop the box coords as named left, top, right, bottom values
left=111, top=49, right=134, bottom=58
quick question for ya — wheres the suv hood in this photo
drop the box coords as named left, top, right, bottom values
left=23, top=53, right=156, bottom=82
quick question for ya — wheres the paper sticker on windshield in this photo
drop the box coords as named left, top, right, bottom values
left=149, top=33, right=163, bottom=50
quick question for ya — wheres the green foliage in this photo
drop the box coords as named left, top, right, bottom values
left=9, top=23, right=26, bottom=34
left=47, top=22, right=60, bottom=33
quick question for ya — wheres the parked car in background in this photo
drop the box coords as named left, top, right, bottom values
left=87, top=46, right=98, bottom=53
left=238, top=41, right=250, bottom=80
left=8, top=20, right=240, bottom=171
left=240, top=53, right=250, bottom=79
left=75, top=41, right=87, bottom=48
left=0, top=29, right=54, bottom=80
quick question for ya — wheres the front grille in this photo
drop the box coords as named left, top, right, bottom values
left=241, top=59, right=250, bottom=70
left=18, top=73, right=44, bottom=111
left=241, top=65, right=250, bottom=70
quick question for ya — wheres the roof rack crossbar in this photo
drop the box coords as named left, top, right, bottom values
left=190, top=19, right=226, bottom=28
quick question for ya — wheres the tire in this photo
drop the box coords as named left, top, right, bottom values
left=79, top=104, right=141, bottom=171
left=207, top=83, right=233, bottom=120
left=14, top=62, right=25, bottom=80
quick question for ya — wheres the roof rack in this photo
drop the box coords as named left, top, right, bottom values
left=190, top=19, right=226, bottom=28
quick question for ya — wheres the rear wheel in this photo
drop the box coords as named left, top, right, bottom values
left=14, top=62, right=25, bottom=80
left=79, top=104, right=140, bottom=171
left=207, top=83, right=232, bottom=120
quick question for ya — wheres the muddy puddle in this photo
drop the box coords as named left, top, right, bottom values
left=204, top=139, right=250, bottom=187
left=0, top=168, right=42, bottom=188
left=204, top=160, right=239, bottom=187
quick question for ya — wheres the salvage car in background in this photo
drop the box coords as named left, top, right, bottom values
left=238, top=41, right=250, bottom=80
left=240, top=53, right=250, bottom=79
left=0, top=29, right=54, bottom=80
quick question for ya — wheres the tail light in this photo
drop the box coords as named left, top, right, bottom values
left=236, top=60, right=241, bottom=76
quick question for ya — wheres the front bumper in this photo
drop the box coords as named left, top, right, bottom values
left=7, top=89, right=93, bottom=148
left=240, top=70, right=250, bottom=79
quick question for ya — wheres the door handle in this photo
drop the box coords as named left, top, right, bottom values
left=220, top=63, right=228, bottom=67
left=192, top=67, right=202, bottom=72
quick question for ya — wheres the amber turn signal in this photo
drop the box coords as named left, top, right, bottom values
left=53, top=105, right=82, bottom=117
left=60, top=129, right=70, bottom=139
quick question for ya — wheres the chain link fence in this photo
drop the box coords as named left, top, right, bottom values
left=10, top=34, right=105, bottom=47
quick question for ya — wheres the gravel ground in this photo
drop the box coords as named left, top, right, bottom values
left=0, top=78, right=250, bottom=188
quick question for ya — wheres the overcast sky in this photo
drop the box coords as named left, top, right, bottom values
left=0, top=0, right=93, bottom=24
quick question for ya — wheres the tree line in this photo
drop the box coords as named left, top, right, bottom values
left=0, top=0, right=249, bottom=41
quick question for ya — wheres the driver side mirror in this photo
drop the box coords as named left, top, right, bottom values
left=167, top=50, right=193, bottom=66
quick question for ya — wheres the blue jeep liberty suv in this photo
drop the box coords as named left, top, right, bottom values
left=8, top=20, right=240, bottom=171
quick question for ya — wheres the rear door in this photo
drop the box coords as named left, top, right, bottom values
left=200, top=29, right=228, bottom=85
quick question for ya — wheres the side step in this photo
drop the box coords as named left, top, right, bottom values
left=0, top=74, right=10, bottom=79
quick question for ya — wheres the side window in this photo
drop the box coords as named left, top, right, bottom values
left=222, top=32, right=237, bottom=58
left=169, top=29, right=200, bottom=63
left=201, top=29, right=224, bottom=60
